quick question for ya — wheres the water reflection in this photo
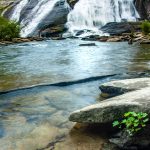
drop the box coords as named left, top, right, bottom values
left=129, top=44, right=150, bottom=71
left=1, top=40, right=150, bottom=92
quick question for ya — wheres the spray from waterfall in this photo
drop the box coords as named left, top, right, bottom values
left=66, top=0, right=140, bottom=36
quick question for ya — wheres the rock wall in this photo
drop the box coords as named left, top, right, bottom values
left=134, top=0, right=150, bottom=20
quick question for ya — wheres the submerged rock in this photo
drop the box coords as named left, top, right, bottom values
left=79, top=43, right=96, bottom=46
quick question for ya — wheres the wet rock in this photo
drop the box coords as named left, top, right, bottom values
left=51, top=37, right=66, bottom=40
left=67, top=0, right=79, bottom=8
left=79, top=43, right=96, bottom=46
left=0, top=42, right=7, bottom=46
left=140, top=39, right=150, bottom=44
left=81, top=35, right=101, bottom=41
left=69, top=79, right=150, bottom=123
left=40, top=24, right=67, bottom=38
left=0, top=37, right=45, bottom=45
left=99, top=78, right=150, bottom=98
left=134, top=0, right=150, bottom=20
left=12, top=38, right=31, bottom=43
left=101, top=22, right=141, bottom=36
left=107, top=37, right=122, bottom=42
left=98, top=36, right=109, bottom=42
left=109, top=124, right=150, bottom=150
left=0, top=41, right=13, bottom=45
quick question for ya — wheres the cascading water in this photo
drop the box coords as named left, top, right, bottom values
left=10, top=0, right=70, bottom=37
left=66, top=0, right=140, bottom=36
left=20, top=0, right=61, bottom=37
left=10, top=0, right=139, bottom=37
left=10, top=0, right=28, bottom=22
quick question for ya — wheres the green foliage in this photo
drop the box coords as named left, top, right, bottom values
left=141, top=21, right=150, bottom=35
left=113, top=112, right=149, bottom=136
left=0, top=16, right=20, bottom=41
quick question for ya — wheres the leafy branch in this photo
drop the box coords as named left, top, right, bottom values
left=113, top=112, right=149, bottom=136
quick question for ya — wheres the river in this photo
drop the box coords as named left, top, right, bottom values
left=0, top=39, right=150, bottom=150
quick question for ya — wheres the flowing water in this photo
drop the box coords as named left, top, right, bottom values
left=0, top=39, right=150, bottom=150
left=10, top=0, right=28, bottom=22
left=10, top=0, right=140, bottom=37
left=20, top=0, right=66, bottom=37
left=66, top=0, right=140, bottom=36
left=10, top=0, right=70, bottom=37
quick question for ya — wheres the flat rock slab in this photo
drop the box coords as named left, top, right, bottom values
left=99, top=78, right=150, bottom=98
left=69, top=78, right=150, bottom=124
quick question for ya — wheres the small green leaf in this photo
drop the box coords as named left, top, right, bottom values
left=113, top=121, right=120, bottom=127
left=143, top=118, right=149, bottom=122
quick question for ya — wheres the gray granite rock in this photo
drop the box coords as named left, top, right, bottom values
left=69, top=78, right=150, bottom=124
left=100, top=78, right=150, bottom=98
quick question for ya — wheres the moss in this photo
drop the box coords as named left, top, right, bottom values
left=141, top=21, right=150, bottom=35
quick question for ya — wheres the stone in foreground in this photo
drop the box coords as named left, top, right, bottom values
left=69, top=87, right=150, bottom=123
left=99, top=78, right=150, bottom=98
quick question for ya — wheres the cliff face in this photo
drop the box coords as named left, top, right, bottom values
left=134, top=0, right=150, bottom=20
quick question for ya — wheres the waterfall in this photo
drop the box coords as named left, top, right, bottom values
left=10, top=0, right=28, bottom=22
left=10, top=0, right=70, bottom=37
left=20, top=0, right=61, bottom=37
left=66, top=0, right=140, bottom=36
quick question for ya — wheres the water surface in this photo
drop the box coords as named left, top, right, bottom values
left=0, top=39, right=150, bottom=150
left=1, top=39, right=150, bottom=92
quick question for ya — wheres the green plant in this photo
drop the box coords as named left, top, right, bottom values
left=0, top=16, right=20, bottom=41
left=141, top=21, right=150, bottom=35
left=113, top=112, right=149, bottom=136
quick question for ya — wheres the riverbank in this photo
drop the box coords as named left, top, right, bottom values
left=1, top=32, right=150, bottom=46
left=0, top=37, right=45, bottom=45
left=82, top=32, right=150, bottom=44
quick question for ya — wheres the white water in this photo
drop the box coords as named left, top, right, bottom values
left=10, top=0, right=28, bottom=22
left=20, top=0, right=61, bottom=37
left=10, top=0, right=69, bottom=37
left=67, top=0, right=140, bottom=36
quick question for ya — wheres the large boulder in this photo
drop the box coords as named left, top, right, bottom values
left=100, top=78, right=150, bottom=98
left=69, top=78, right=150, bottom=124
left=100, top=22, right=142, bottom=36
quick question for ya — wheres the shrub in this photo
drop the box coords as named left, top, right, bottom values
left=0, top=16, right=20, bottom=41
left=113, top=111, right=149, bottom=136
left=141, top=21, right=150, bottom=35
